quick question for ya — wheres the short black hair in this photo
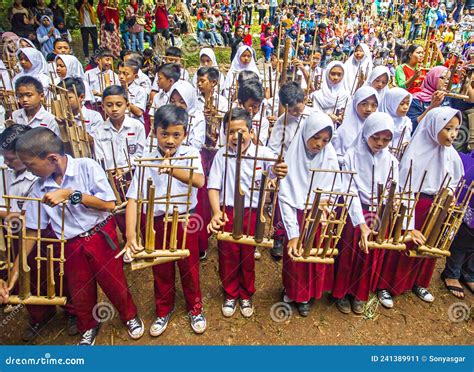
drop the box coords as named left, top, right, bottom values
left=102, top=85, right=128, bottom=101
left=157, top=63, right=181, bottom=83
left=126, top=54, right=144, bottom=68
left=165, top=46, right=183, bottom=58
left=196, top=66, right=220, bottom=83
left=238, top=80, right=263, bottom=104
left=53, top=38, right=70, bottom=48
left=97, top=48, right=114, bottom=58
left=0, top=124, right=31, bottom=152
left=15, top=76, right=43, bottom=94
left=279, top=81, right=304, bottom=107
left=120, top=59, right=140, bottom=74
left=62, top=77, right=86, bottom=96
left=15, top=127, right=65, bottom=158
left=154, top=104, right=188, bottom=132
left=237, top=70, right=259, bottom=86
left=223, top=107, right=252, bottom=132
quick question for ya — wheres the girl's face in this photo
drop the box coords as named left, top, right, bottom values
left=240, top=50, right=252, bottom=65
left=354, top=45, right=365, bottom=61
left=395, top=96, right=411, bottom=117
left=18, top=52, right=32, bottom=71
left=42, top=18, right=50, bottom=27
left=170, top=90, right=187, bottom=110
left=306, top=128, right=332, bottom=155
left=436, top=71, right=450, bottom=91
left=200, top=54, right=213, bottom=67
left=367, top=129, right=393, bottom=154
left=410, top=47, right=424, bottom=64
left=437, top=116, right=460, bottom=147
left=328, top=66, right=344, bottom=85
left=19, top=39, right=32, bottom=48
left=56, top=58, right=67, bottom=78
left=356, top=95, right=378, bottom=119
left=372, top=73, right=389, bottom=91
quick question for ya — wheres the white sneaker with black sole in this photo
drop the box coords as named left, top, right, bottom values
left=126, top=315, right=145, bottom=339
left=150, top=312, right=172, bottom=337
left=377, top=289, right=394, bottom=308
left=221, top=298, right=237, bottom=317
left=189, top=312, right=207, bottom=334
left=78, top=326, right=100, bottom=346
left=413, top=286, right=434, bottom=303
left=239, top=298, right=254, bottom=318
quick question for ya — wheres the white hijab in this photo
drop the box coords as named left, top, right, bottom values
left=223, top=45, right=259, bottom=91
left=55, top=54, right=85, bottom=80
left=171, top=79, right=198, bottom=115
left=311, top=61, right=349, bottom=111
left=279, top=112, right=340, bottom=210
left=192, top=47, right=225, bottom=87
left=13, top=47, right=49, bottom=86
left=16, top=38, right=36, bottom=49
left=335, top=86, right=378, bottom=155
left=365, top=65, right=390, bottom=105
left=345, top=112, right=397, bottom=201
left=343, top=43, right=373, bottom=93
left=380, top=87, right=413, bottom=147
left=399, top=107, right=464, bottom=195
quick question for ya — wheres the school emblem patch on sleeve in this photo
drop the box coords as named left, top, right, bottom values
left=128, top=144, right=137, bottom=155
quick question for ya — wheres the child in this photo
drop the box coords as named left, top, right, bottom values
left=192, top=48, right=225, bottom=88
left=332, top=112, right=398, bottom=314
left=195, top=67, right=229, bottom=114
left=6, top=127, right=145, bottom=345
left=343, top=43, right=373, bottom=92
left=162, top=46, right=190, bottom=81
left=54, top=18, right=72, bottom=43
left=54, top=54, right=94, bottom=102
left=332, top=86, right=379, bottom=161
left=123, top=51, right=152, bottom=94
left=124, top=104, right=207, bottom=336
left=364, top=66, right=390, bottom=105
left=52, top=38, right=72, bottom=56
left=380, top=87, right=413, bottom=148
left=13, top=48, right=50, bottom=94
left=12, top=76, right=60, bottom=136
left=118, top=59, right=148, bottom=124
left=279, top=112, right=340, bottom=316
left=377, top=107, right=464, bottom=307
left=36, top=15, right=61, bottom=57
left=207, top=108, right=288, bottom=318
left=85, top=48, right=120, bottom=104
left=223, top=45, right=260, bottom=98
left=149, top=63, right=181, bottom=119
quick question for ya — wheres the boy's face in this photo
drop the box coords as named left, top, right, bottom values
left=119, top=66, right=137, bottom=86
left=157, top=72, right=174, bottom=92
left=226, top=119, right=254, bottom=152
left=1, top=150, right=26, bottom=172
left=66, top=91, right=83, bottom=113
left=17, top=153, right=56, bottom=178
left=103, top=95, right=128, bottom=121
left=240, top=98, right=261, bottom=117
left=98, top=56, right=113, bottom=71
left=197, top=75, right=215, bottom=94
left=54, top=41, right=70, bottom=55
left=155, top=124, right=186, bottom=156
left=16, top=85, right=43, bottom=111
left=287, top=102, right=305, bottom=118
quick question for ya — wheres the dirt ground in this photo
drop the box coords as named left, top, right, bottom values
left=1, top=236, right=472, bottom=346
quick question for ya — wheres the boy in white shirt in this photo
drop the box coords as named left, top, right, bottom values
left=85, top=49, right=119, bottom=105
left=148, top=64, right=181, bottom=119
left=119, top=60, right=147, bottom=124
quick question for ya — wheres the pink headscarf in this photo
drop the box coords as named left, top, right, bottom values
left=413, top=66, right=448, bottom=103
left=1, top=32, right=19, bottom=42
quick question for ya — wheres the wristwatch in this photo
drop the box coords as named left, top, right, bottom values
left=69, top=190, right=83, bottom=205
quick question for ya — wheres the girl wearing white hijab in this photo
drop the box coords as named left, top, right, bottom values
left=13, top=48, right=50, bottom=93
left=279, top=112, right=341, bottom=316
left=333, top=112, right=398, bottom=315
left=54, top=54, right=94, bottom=102
left=332, top=86, right=379, bottom=161
left=222, top=45, right=260, bottom=98
left=310, top=61, right=350, bottom=118
left=169, top=80, right=206, bottom=151
left=16, top=37, right=36, bottom=49
left=343, top=43, right=373, bottom=93
left=192, top=48, right=225, bottom=88
left=364, top=65, right=390, bottom=106
left=380, top=87, right=413, bottom=148
left=378, top=107, right=464, bottom=306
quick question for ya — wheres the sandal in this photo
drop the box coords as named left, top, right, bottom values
left=442, top=277, right=465, bottom=299
left=459, top=278, right=474, bottom=295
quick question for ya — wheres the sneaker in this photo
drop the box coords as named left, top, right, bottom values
left=270, top=239, right=284, bottom=261
left=413, top=286, right=434, bottom=303
left=239, top=298, right=254, bottom=318
left=351, top=298, right=366, bottom=315
left=377, top=290, right=394, bottom=309
left=67, top=315, right=79, bottom=336
left=282, top=290, right=293, bottom=304
left=199, top=250, right=207, bottom=261
left=22, top=322, right=42, bottom=342
left=78, top=326, right=100, bottom=346
left=189, top=312, right=207, bottom=334
left=221, top=298, right=237, bottom=317
left=254, top=248, right=261, bottom=260
left=150, top=313, right=172, bottom=337
left=297, top=301, right=311, bottom=317
left=126, top=315, right=145, bottom=339
left=335, top=296, right=351, bottom=314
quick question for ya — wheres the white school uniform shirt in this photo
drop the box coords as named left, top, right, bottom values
left=25, top=155, right=116, bottom=239
left=12, top=106, right=60, bottom=136
left=93, top=116, right=146, bottom=170
left=84, top=67, right=120, bottom=103
left=148, top=89, right=171, bottom=117
left=127, top=82, right=148, bottom=123
left=151, top=68, right=189, bottom=92
left=76, top=106, right=104, bottom=135
left=267, top=105, right=313, bottom=155
left=126, top=145, right=203, bottom=216
left=136, top=69, right=152, bottom=94
left=196, top=91, right=229, bottom=115
left=186, top=112, right=206, bottom=151
left=207, top=142, right=277, bottom=208
left=0, top=168, right=37, bottom=213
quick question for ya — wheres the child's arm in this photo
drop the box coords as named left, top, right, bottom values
left=41, top=189, right=115, bottom=212
left=160, top=150, right=205, bottom=188
left=128, top=103, right=144, bottom=117
left=207, top=188, right=228, bottom=233
left=124, top=198, right=143, bottom=253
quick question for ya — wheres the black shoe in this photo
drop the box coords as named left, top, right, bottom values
left=67, top=315, right=79, bottom=336
left=78, top=325, right=100, bottom=346
left=22, top=322, right=42, bottom=342
left=297, top=301, right=311, bottom=317
left=335, top=296, right=351, bottom=314
left=199, top=250, right=207, bottom=261
left=270, top=239, right=284, bottom=261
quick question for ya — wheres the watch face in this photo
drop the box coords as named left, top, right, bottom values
left=70, top=191, right=82, bottom=204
